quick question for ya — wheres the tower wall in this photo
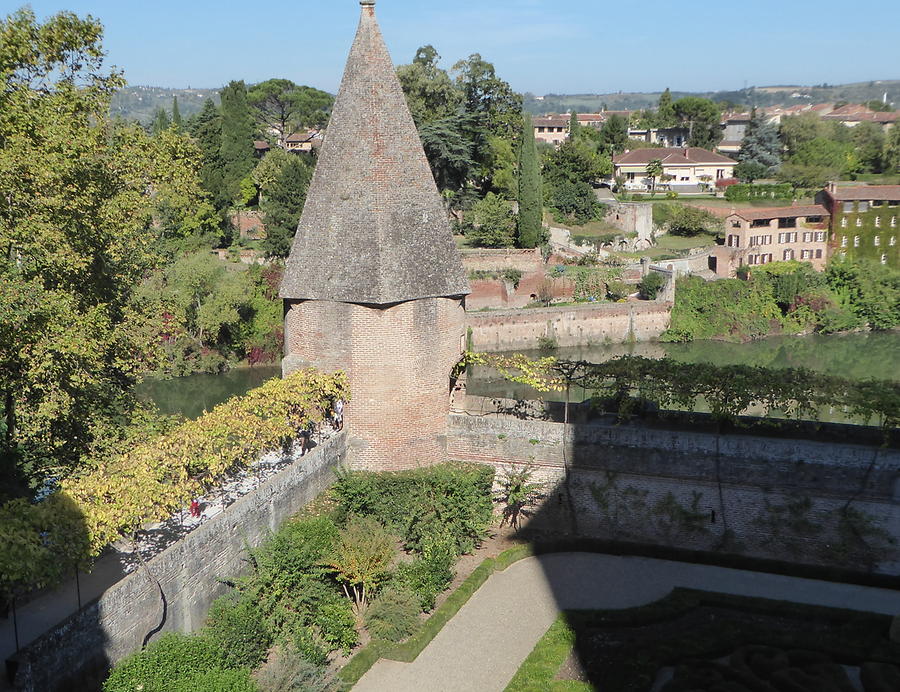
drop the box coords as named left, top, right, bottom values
left=284, top=296, right=467, bottom=469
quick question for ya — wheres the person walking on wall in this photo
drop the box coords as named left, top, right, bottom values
left=334, top=399, right=344, bottom=431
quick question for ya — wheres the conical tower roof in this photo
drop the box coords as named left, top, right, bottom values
left=280, top=1, right=470, bottom=304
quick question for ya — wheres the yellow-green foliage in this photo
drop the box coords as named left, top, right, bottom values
left=0, top=369, right=349, bottom=600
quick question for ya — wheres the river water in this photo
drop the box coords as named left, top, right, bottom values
left=136, top=333, right=900, bottom=418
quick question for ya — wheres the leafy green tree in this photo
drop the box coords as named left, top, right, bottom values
left=851, top=121, right=885, bottom=174
left=219, top=80, right=256, bottom=202
left=452, top=53, right=523, bottom=141
left=673, top=97, right=722, bottom=149
left=790, top=137, right=851, bottom=170
left=779, top=111, right=828, bottom=159
left=598, top=113, right=629, bottom=155
left=466, top=192, right=517, bottom=248
left=418, top=114, right=479, bottom=197
left=543, top=139, right=611, bottom=225
left=518, top=112, right=543, bottom=248
left=252, top=146, right=292, bottom=195
left=260, top=153, right=314, bottom=258
left=667, top=205, right=720, bottom=237
left=396, top=46, right=463, bottom=125
left=885, top=121, right=900, bottom=174
left=189, top=98, right=230, bottom=213
left=645, top=158, right=664, bottom=195
left=486, top=135, right=518, bottom=200
left=247, top=78, right=333, bottom=146
left=321, top=517, right=396, bottom=616
left=733, top=161, right=770, bottom=183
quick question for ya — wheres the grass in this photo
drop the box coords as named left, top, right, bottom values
left=503, top=587, right=900, bottom=692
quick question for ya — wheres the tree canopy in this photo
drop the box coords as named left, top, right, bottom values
left=247, top=79, right=333, bottom=146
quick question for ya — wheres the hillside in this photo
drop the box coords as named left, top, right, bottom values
left=110, top=86, right=221, bottom=125
left=525, top=79, right=900, bottom=116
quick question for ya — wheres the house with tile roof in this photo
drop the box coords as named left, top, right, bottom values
left=818, top=183, right=900, bottom=267
left=612, top=148, right=736, bottom=192
left=714, top=205, right=830, bottom=276
left=532, top=116, right=570, bottom=145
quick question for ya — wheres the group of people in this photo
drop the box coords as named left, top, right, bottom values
left=294, top=398, right=344, bottom=457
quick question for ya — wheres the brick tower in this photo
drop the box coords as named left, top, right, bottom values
left=279, top=0, right=470, bottom=470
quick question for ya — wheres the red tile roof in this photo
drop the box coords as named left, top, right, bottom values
left=614, top=147, right=736, bottom=165
left=825, top=185, right=900, bottom=201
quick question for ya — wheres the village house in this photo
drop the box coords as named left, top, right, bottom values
left=714, top=205, right=830, bottom=275
left=612, top=148, right=736, bottom=192
left=818, top=183, right=900, bottom=268
left=718, top=112, right=752, bottom=155
left=532, top=116, right=570, bottom=145
left=284, top=129, right=323, bottom=153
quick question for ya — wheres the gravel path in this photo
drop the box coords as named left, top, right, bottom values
left=351, top=552, right=900, bottom=692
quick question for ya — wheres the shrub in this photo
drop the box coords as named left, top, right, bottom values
left=639, top=272, right=667, bottom=300
left=205, top=594, right=273, bottom=669
left=537, top=334, right=558, bottom=350
left=366, top=589, right=422, bottom=642
left=666, top=190, right=679, bottom=199
left=256, top=647, right=331, bottom=692
left=501, top=268, right=523, bottom=288
left=104, top=632, right=257, bottom=692
left=393, top=536, right=455, bottom=611
left=606, top=280, right=631, bottom=301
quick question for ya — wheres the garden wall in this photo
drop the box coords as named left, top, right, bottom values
left=459, top=247, right=543, bottom=273
left=447, top=400, right=900, bottom=568
left=10, top=434, right=347, bottom=692
left=466, top=301, right=672, bottom=352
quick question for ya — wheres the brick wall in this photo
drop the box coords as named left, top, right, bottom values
left=11, top=436, right=346, bottom=692
left=447, top=403, right=900, bottom=565
left=459, top=247, right=543, bottom=273
left=466, top=301, right=672, bottom=352
left=283, top=297, right=467, bottom=470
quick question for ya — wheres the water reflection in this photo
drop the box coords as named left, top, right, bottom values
left=467, top=332, right=900, bottom=404
left=136, top=365, right=282, bottom=420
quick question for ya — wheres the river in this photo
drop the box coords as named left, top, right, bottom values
left=136, top=333, right=900, bottom=418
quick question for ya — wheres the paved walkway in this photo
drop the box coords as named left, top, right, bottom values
left=352, top=553, right=900, bottom=692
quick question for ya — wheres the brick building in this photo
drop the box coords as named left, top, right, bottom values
left=279, top=0, right=470, bottom=469
left=715, top=205, right=830, bottom=275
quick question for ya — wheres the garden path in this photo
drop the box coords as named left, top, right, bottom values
left=352, top=552, right=900, bottom=692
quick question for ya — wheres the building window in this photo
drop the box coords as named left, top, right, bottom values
left=892, top=217, right=897, bottom=228
left=841, top=218, right=848, bottom=228
left=807, top=216, right=823, bottom=223
left=752, top=219, right=769, bottom=228
left=801, top=249, right=811, bottom=259
left=778, top=217, right=797, bottom=228
left=892, top=237, right=897, bottom=246
left=856, top=217, right=863, bottom=227
left=815, top=231, right=826, bottom=242
left=859, top=201, right=869, bottom=212
left=803, top=232, right=813, bottom=242
left=876, top=216, right=882, bottom=228
left=882, top=253, right=888, bottom=265
left=854, top=236, right=860, bottom=247
left=815, top=249, right=823, bottom=259
left=840, top=251, right=847, bottom=259
left=783, top=249, right=794, bottom=261
left=875, top=236, right=881, bottom=246
left=841, top=236, right=848, bottom=247
left=843, top=202, right=854, bottom=213
left=731, top=221, right=741, bottom=229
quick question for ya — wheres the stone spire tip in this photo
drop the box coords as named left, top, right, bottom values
left=360, top=0, right=375, bottom=6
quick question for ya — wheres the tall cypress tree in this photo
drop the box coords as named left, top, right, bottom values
left=151, top=107, right=169, bottom=136
left=517, top=112, right=542, bottom=248
left=172, top=95, right=182, bottom=132
left=219, top=80, right=256, bottom=203
left=569, top=110, right=580, bottom=141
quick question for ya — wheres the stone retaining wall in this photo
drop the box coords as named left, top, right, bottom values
left=466, top=301, right=672, bottom=352
left=447, top=402, right=900, bottom=567
left=11, top=434, right=347, bottom=692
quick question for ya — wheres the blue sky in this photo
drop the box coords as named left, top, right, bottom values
left=15, top=0, right=900, bottom=96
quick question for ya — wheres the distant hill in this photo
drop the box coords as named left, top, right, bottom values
left=525, top=80, right=900, bottom=115
left=110, top=86, right=221, bottom=125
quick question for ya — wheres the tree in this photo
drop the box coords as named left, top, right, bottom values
left=219, top=80, right=256, bottom=202
left=151, top=107, right=170, bottom=136
left=779, top=112, right=828, bottom=159
left=734, top=161, right=770, bottom=183
left=598, top=114, right=629, bottom=155
left=885, top=122, right=900, bottom=174
left=738, top=118, right=782, bottom=172
left=657, top=88, right=676, bottom=127
left=451, top=53, right=523, bottom=141
left=261, top=154, right=314, bottom=258
left=667, top=205, right=720, bottom=237
left=851, top=121, right=885, bottom=174
left=569, top=111, right=581, bottom=140
left=0, top=8, right=209, bottom=484
left=645, top=158, right=664, bottom=195
left=543, top=139, right=612, bottom=225
left=673, top=97, right=722, bottom=149
left=247, top=79, right=333, bottom=146
left=465, top=193, right=517, bottom=248
left=417, top=114, right=479, bottom=196
left=172, top=96, right=182, bottom=132
left=396, top=46, right=463, bottom=125
left=518, top=112, right=543, bottom=248
left=321, top=517, right=395, bottom=616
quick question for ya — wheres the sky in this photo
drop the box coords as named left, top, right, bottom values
left=14, top=0, right=900, bottom=97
